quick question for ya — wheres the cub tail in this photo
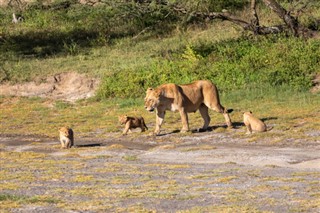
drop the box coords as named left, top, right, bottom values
left=266, top=126, right=273, bottom=131
left=141, top=117, right=148, bottom=130
left=226, top=109, right=234, bottom=113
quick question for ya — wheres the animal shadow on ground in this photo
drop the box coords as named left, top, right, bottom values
left=230, top=122, right=245, bottom=129
left=74, top=143, right=102, bottom=148
left=261, top=117, right=278, bottom=122
left=156, top=130, right=180, bottom=136
left=191, top=124, right=233, bottom=133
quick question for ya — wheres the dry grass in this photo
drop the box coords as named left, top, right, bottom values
left=1, top=145, right=319, bottom=212
left=1, top=88, right=319, bottom=141
left=0, top=90, right=320, bottom=212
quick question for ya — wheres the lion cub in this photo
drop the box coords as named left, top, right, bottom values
left=243, top=111, right=271, bottom=134
left=119, top=115, right=148, bottom=135
left=59, top=127, right=74, bottom=149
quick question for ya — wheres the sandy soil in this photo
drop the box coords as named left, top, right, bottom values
left=0, top=72, right=100, bottom=102
left=1, top=128, right=320, bottom=212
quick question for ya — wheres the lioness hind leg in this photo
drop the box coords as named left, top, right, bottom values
left=199, top=104, right=210, bottom=130
left=223, top=112, right=233, bottom=128
left=208, top=104, right=233, bottom=128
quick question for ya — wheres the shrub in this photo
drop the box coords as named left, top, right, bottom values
left=97, top=35, right=320, bottom=99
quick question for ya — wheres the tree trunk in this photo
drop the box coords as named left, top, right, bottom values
left=262, top=0, right=301, bottom=36
left=250, top=0, right=260, bottom=34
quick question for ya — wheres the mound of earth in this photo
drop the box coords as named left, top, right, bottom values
left=0, top=72, right=100, bottom=102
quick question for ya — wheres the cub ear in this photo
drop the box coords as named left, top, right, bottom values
left=146, top=88, right=153, bottom=94
left=154, top=89, right=162, bottom=97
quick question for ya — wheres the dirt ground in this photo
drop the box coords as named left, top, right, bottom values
left=1, top=126, right=320, bottom=213
left=0, top=72, right=100, bottom=102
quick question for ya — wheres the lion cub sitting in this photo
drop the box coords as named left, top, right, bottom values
left=119, top=115, right=148, bottom=135
left=59, top=127, right=74, bottom=149
left=243, top=111, right=271, bottom=134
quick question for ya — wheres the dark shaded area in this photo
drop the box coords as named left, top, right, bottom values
left=0, top=0, right=252, bottom=59
left=1, top=29, right=100, bottom=58
left=0, top=133, right=53, bottom=146
left=229, top=122, right=245, bottom=129
left=155, top=130, right=180, bottom=137
left=261, top=117, right=278, bottom=122
left=75, top=143, right=102, bottom=147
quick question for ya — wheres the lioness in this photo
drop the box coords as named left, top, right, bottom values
left=119, top=115, right=148, bottom=135
left=144, top=80, right=233, bottom=135
left=59, top=127, right=74, bottom=149
left=243, top=111, right=271, bottom=134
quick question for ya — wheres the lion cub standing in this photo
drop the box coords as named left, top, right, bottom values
left=243, top=111, right=271, bottom=134
left=59, top=127, right=74, bottom=148
left=119, top=115, right=148, bottom=135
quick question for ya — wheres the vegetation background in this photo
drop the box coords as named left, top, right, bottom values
left=0, top=0, right=320, bottom=137
left=1, top=0, right=319, bottom=99
left=1, top=2, right=320, bottom=212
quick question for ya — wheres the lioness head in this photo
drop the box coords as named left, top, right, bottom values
left=118, top=115, right=128, bottom=125
left=144, top=88, right=161, bottom=112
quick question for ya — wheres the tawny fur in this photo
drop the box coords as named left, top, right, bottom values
left=243, top=111, right=270, bottom=134
left=59, top=127, right=74, bottom=148
left=144, top=80, right=233, bottom=135
left=119, top=115, right=148, bottom=135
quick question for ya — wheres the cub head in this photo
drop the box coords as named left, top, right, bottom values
left=59, top=127, right=70, bottom=136
left=118, top=115, right=128, bottom=124
left=144, top=88, right=161, bottom=112
left=243, top=111, right=253, bottom=117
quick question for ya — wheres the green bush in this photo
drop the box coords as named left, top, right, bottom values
left=97, top=35, right=320, bottom=99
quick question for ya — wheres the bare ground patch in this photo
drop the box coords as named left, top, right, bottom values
left=0, top=72, right=100, bottom=102
left=1, top=129, right=320, bottom=212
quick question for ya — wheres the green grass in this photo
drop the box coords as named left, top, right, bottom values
left=0, top=3, right=320, bottom=211
left=1, top=2, right=320, bottom=98
left=0, top=194, right=59, bottom=203
left=0, top=86, right=319, bottom=138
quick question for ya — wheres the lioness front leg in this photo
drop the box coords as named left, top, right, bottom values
left=154, top=110, right=165, bottom=135
left=179, top=108, right=189, bottom=133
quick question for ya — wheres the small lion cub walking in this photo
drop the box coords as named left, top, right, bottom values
left=59, top=127, right=74, bottom=148
left=119, top=115, right=148, bottom=135
left=243, top=111, right=271, bottom=134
